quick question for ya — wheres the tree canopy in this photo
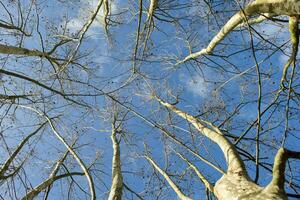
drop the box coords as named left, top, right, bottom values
left=0, top=0, right=300, bottom=199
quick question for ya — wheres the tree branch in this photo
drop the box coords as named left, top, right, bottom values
left=0, top=122, right=47, bottom=179
left=18, top=106, right=96, bottom=200
left=178, top=0, right=300, bottom=64
left=155, top=96, right=246, bottom=175
left=267, top=148, right=300, bottom=191
left=176, top=152, right=214, bottom=192
left=144, top=155, right=192, bottom=200
left=281, top=16, right=299, bottom=86
left=21, top=172, right=84, bottom=200
left=0, top=68, right=89, bottom=107
left=0, top=22, right=31, bottom=36
left=0, top=44, right=48, bottom=57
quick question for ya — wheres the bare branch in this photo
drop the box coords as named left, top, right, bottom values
left=236, top=13, right=276, bottom=28
left=0, top=122, right=47, bottom=179
left=106, top=94, right=224, bottom=174
left=0, top=44, right=48, bottom=57
left=60, top=0, right=104, bottom=71
left=144, top=155, right=192, bottom=200
left=281, top=16, right=299, bottom=86
left=178, top=0, right=300, bottom=64
left=21, top=172, right=84, bottom=200
left=0, top=22, right=31, bottom=36
left=176, top=152, right=214, bottom=192
left=0, top=68, right=89, bottom=107
left=155, top=96, right=246, bottom=175
left=18, top=106, right=96, bottom=200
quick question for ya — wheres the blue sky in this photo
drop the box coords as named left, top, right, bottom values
left=0, top=0, right=300, bottom=199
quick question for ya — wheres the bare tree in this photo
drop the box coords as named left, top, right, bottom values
left=1, top=0, right=300, bottom=199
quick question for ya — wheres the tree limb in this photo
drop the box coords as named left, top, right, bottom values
left=0, top=122, right=47, bottom=179
left=155, top=96, right=246, bottom=175
left=266, top=148, right=300, bottom=191
left=18, top=106, right=96, bottom=200
left=0, top=44, right=48, bottom=57
left=176, top=152, right=214, bottom=192
left=178, top=0, right=300, bottom=64
left=144, top=155, right=192, bottom=200
left=21, top=172, right=84, bottom=200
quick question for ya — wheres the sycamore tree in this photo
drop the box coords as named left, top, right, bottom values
left=0, top=0, right=300, bottom=200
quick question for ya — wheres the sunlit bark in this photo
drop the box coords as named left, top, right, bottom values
left=155, top=96, right=299, bottom=199
left=21, top=172, right=84, bottom=200
left=156, top=96, right=246, bottom=176
left=179, top=0, right=300, bottom=64
left=108, top=118, right=123, bottom=200
left=145, top=155, right=192, bottom=200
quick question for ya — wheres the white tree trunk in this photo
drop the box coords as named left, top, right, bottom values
left=108, top=120, right=123, bottom=200
left=156, top=97, right=299, bottom=200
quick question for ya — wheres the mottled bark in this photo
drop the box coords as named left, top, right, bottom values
left=266, top=148, right=300, bottom=192
left=156, top=97, right=300, bottom=199
left=152, top=1, right=300, bottom=199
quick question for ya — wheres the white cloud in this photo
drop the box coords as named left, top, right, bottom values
left=65, top=0, right=119, bottom=37
left=182, top=75, right=209, bottom=98
left=278, top=54, right=289, bottom=67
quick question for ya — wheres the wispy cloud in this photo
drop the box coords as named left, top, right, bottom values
left=181, top=74, right=210, bottom=98
left=65, top=0, right=119, bottom=37
left=278, top=54, right=289, bottom=67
